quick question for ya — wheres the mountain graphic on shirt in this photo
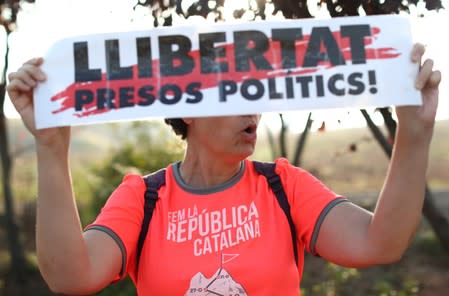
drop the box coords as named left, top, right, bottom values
left=185, top=268, right=247, bottom=296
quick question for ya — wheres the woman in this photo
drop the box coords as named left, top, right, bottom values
left=7, top=43, right=441, bottom=295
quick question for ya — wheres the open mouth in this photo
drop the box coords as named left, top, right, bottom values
left=243, top=124, right=257, bottom=134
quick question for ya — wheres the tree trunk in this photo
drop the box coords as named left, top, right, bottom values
left=360, top=109, right=392, bottom=157
left=292, top=112, right=312, bottom=167
left=423, top=186, right=449, bottom=250
left=279, top=113, right=288, bottom=158
left=378, top=107, right=396, bottom=139
left=0, top=37, right=28, bottom=293
left=361, top=108, right=449, bottom=253
left=264, top=124, right=278, bottom=160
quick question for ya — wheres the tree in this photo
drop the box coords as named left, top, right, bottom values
left=0, top=1, right=34, bottom=293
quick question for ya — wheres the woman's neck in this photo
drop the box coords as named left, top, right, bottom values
left=179, top=151, right=243, bottom=189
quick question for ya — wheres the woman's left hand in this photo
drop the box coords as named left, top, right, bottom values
left=395, top=43, right=442, bottom=143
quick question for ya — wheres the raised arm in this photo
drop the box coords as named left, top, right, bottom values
left=7, top=58, right=122, bottom=294
left=314, top=44, right=442, bottom=268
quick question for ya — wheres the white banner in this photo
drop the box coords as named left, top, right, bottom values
left=34, top=15, right=420, bottom=129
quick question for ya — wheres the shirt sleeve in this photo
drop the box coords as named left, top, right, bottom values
left=275, top=158, right=348, bottom=256
left=84, top=174, right=146, bottom=281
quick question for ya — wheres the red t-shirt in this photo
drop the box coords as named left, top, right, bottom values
left=86, top=158, right=346, bottom=295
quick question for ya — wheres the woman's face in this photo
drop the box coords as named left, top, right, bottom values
left=184, top=115, right=261, bottom=161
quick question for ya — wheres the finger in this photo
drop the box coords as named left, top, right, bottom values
left=8, top=69, right=37, bottom=89
left=426, top=70, right=442, bottom=89
left=6, top=78, right=33, bottom=93
left=22, top=63, right=47, bottom=82
left=411, top=43, right=426, bottom=64
left=8, top=62, right=45, bottom=88
left=415, top=59, right=434, bottom=90
left=23, top=57, right=44, bottom=67
left=9, top=57, right=47, bottom=85
left=6, top=85, right=33, bottom=114
left=7, top=71, right=17, bottom=82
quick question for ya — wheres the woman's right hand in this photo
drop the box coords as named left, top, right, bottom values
left=7, top=57, right=70, bottom=150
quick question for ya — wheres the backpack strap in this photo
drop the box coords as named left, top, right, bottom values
left=136, top=168, right=166, bottom=275
left=253, top=161, right=299, bottom=266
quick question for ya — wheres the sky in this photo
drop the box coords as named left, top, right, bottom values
left=1, top=0, right=448, bottom=131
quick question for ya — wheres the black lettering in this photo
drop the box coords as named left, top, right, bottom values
left=75, top=89, right=94, bottom=111
left=303, top=27, right=345, bottom=67
left=218, top=80, right=237, bottom=102
left=296, top=76, right=313, bottom=98
left=159, top=35, right=194, bottom=76
left=159, top=84, right=182, bottom=105
left=316, top=75, right=325, bottom=97
left=241, top=79, right=264, bottom=101
left=268, top=78, right=283, bottom=99
left=137, top=37, right=152, bottom=78
left=348, top=72, right=365, bottom=95
left=105, top=39, right=133, bottom=80
left=74, top=42, right=102, bottom=82
left=186, top=82, right=203, bottom=103
left=234, top=31, right=273, bottom=71
left=137, top=85, right=156, bottom=106
left=119, top=87, right=135, bottom=107
left=341, top=25, right=371, bottom=64
left=272, top=28, right=303, bottom=69
left=328, top=73, right=345, bottom=96
left=199, top=32, right=228, bottom=73
left=368, top=70, right=377, bottom=94
left=286, top=76, right=294, bottom=98
left=97, top=88, right=116, bottom=109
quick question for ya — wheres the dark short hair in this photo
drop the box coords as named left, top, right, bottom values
left=164, top=118, right=188, bottom=139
